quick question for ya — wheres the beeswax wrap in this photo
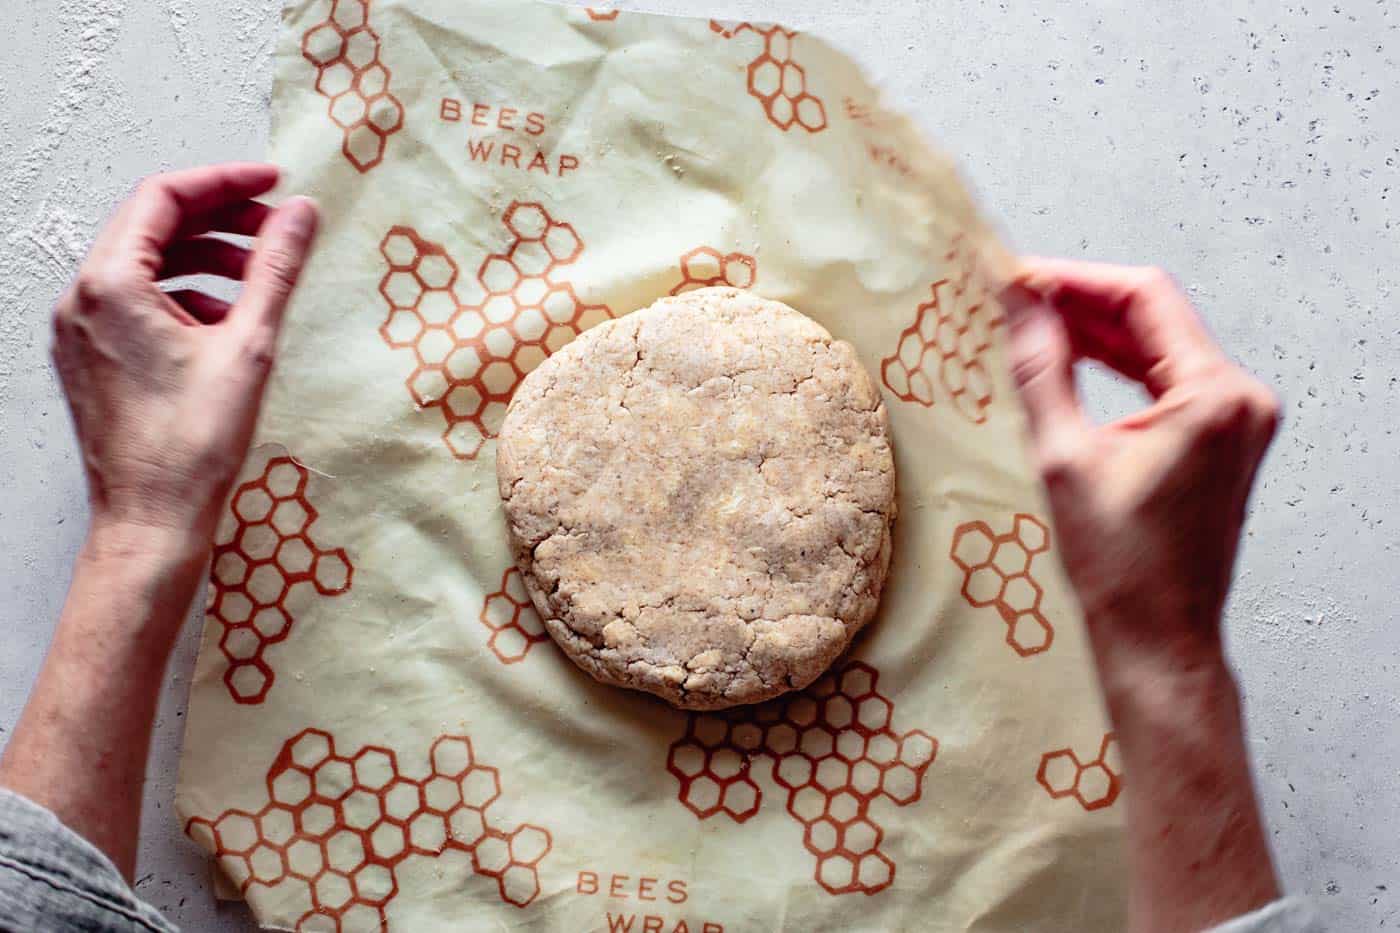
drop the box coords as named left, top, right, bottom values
left=176, top=1, right=1128, bottom=929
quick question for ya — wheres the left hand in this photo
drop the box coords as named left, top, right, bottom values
left=51, top=163, right=318, bottom=555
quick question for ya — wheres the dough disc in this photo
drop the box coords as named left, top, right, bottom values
left=497, top=287, right=896, bottom=709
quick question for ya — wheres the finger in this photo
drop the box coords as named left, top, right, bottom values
left=97, top=164, right=280, bottom=275
left=1060, top=311, right=1155, bottom=384
left=1017, top=258, right=1223, bottom=397
left=166, top=290, right=232, bottom=325
left=1002, top=283, right=1092, bottom=459
left=228, top=196, right=319, bottom=341
left=159, top=237, right=251, bottom=281
left=179, top=198, right=273, bottom=240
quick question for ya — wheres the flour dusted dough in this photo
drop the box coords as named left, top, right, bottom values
left=497, top=288, right=897, bottom=709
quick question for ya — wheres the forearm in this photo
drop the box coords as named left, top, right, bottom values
left=1093, top=633, right=1279, bottom=933
left=0, top=523, right=206, bottom=879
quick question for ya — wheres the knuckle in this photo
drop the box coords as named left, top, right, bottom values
left=1252, top=379, right=1281, bottom=416
left=1036, top=444, right=1082, bottom=489
left=74, top=263, right=132, bottom=306
left=134, top=174, right=169, bottom=202
left=1009, top=342, right=1052, bottom=388
left=1188, top=368, right=1279, bottom=440
left=52, top=287, right=77, bottom=325
left=1008, top=329, right=1063, bottom=391
left=1244, top=383, right=1282, bottom=442
left=261, top=243, right=304, bottom=290
left=1039, top=459, right=1075, bottom=490
left=1196, top=394, right=1249, bottom=439
left=51, top=316, right=70, bottom=354
left=240, top=329, right=279, bottom=371
left=1136, top=265, right=1178, bottom=294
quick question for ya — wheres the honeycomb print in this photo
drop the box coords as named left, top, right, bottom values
left=186, top=728, right=552, bottom=931
left=377, top=203, right=613, bottom=460
left=842, top=96, right=876, bottom=127
left=710, top=21, right=827, bottom=133
left=667, top=662, right=936, bottom=896
left=881, top=238, right=1001, bottom=423
left=301, top=0, right=405, bottom=173
left=669, top=246, right=757, bottom=295
left=208, top=457, right=353, bottom=705
left=1037, top=732, right=1122, bottom=811
left=949, top=513, right=1054, bottom=657
left=480, top=567, right=548, bottom=665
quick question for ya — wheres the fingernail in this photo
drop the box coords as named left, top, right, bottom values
left=1019, top=304, right=1059, bottom=346
left=1004, top=295, right=1061, bottom=365
left=998, top=281, right=1044, bottom=322
left=281, top=196, right=319, bottom=238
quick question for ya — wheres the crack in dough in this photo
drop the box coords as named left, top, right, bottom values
left=497, top=288, right=897, bottom=709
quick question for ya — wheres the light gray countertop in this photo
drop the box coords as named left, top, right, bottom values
left=2, top=1, right=1394, bottom=929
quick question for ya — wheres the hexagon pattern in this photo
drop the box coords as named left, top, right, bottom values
left=480, top=567, right=549, bottom=665
left=377, top=203, right=613, bottom=460
left=710, top=21, right=827, bottom=133
left=949, top=513, right=1055, bottom=656
left=669, top=246, right=757, bottom=296
left=301, top=0, right=404, bottom=172
left=1036, top=732, right=1122, bottom=811
left=186, top=729, right=551, bottom=931
left=842, top=97, right=876, bottom=127
left=667, top=661, right=936, bottom=896
left=881, top=237, right=1001, bottom=423
left=207, top=457, right=353, bottom=704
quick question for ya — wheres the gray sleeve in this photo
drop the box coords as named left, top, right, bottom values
left=1207, top=897, right=1326, bottom=933
left=0, top=788, right=178, bottom=932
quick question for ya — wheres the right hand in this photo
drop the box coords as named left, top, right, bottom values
left=1002, top=260, right=1280, bottom=684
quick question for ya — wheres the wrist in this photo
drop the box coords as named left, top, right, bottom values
left=1098, top=650, right=1239, bottom=731
left=1088, top=614, right=1243, bottom=754
left=1084, top=605, right=1230, bottom=703
left=84, top=516, right=209, bottom=569
left=77, top=519, right=209, bottom=634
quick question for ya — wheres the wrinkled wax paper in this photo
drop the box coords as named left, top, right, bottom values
left=176, top=1, right=1127, bottom=929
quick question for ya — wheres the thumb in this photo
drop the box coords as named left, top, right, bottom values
left=1002, top=282, right=1090, bottom=459
left=231, top=196, right=319, bottom=344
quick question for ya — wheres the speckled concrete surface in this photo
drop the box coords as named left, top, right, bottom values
left=1, top=1, right=1394, bottom=929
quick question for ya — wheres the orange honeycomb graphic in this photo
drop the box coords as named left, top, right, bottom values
left=480, top=567, right=549, bottom=665
left=187, top=728, right=552, bottom=931
left=710, top=21, right=827, bottom=133
left=881, top=238, right=1001, bottom=423
left=585, top=7, right=619, bottom=20
left=377, top=203, right=613, bottom=460
left=1037, top=732, right=1122, bottom=811
left=949, top=513, right=1054, bottom=657
left=842, top=96, right=876, bottom=127
left=667, top=661, right=936, bottom=896
left=669, top=246, right=757, bottom=296
left=301, top=0, right=405, bottom=173
left=208, top=457, right=353, bottom=705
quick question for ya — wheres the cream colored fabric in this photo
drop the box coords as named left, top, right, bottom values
left=175, top=1, right=1127, bottom=929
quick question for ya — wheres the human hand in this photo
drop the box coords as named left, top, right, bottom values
left=1004, top=260, right=1284, bottom=931
left=1002, top=260, right=1280, bottom=684
left=52, top=163, right=318, bottom=558
left=0, top=166, right=317, bottom=874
